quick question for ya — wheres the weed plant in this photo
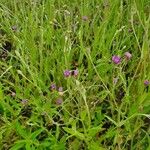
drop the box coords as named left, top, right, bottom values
left=0, top=0, right=150, bottom=149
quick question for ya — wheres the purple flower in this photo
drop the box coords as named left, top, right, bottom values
left=144, top=80, right=149, bottom=86
left=112, top=55, right=121, bottom=64
left=58, top=87, right=63, bottom=92
left=51, top=83, right=56, bottom=90
left=124, top=52, right=132, bottom=60
left=58, top=87, right=63, bottom=96
left=73, top=69, right=79, bottom=77
left=64, top=70, right=71, bottom=77
left=82, top=16, right=88, bottom=21
left=56, top=98, right=63, bottom=105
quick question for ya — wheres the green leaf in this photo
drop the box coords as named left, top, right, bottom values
left=88, top=125, right=103, bottom=137
left=10, top=141, right=25, bottom=150
left=88, top=141, right=106, bottom=150
left=74, top=130, right=85, bottom=140
left=96, top=62, right=112, bottom=76
left=30, top=128, right=44, bottom=140
left=80, top=110, right=87, bottom=121
left=25, top=142, right=31, bottom=150
left=40, top=141, right=51, bottom=147
left=69, top=139, right=81, bottom=150
left=15, top=122, right=28, bottom=139
left=63, top=127, right=76, bottom=135
left=105, top=115, right=118, bottom=126
left=63, top=127, right=85, bottom=140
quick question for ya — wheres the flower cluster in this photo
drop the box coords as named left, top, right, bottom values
left=50, top=69, right=79, bottom=105
left=50, top=83, right=63, bottom=92
left=64, top=69, right=79, bottom=78
left=112, top=52, right=132, bottom=64
left=50, top=83, right=64, bottom=105
left=112, top=52, right=149, bottom=86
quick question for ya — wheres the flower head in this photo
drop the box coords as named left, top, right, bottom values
left=56, top=98, right=63, bottom=105
left=112, top=55, right=121, bottom=64
left=73, top=69, right=79, bottom=77
left=58, top=87, right=63, bottom=96
left=124, top=52, right=132, bottom=60
left=64, top=70, right=71, bottom=77
left=58, top=87, right=63, bottom=92
left=144, top=80, right=149, bottom=86
left=50, top=83, right=56, bottom=90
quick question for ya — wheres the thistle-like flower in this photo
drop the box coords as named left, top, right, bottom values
left=56, top=98, right=63, bottom=105
left=124, top=52, right=132, bottom=60
left=64, top=70, right=71, bottom=77
left=112, top=55, right=121, bottom=64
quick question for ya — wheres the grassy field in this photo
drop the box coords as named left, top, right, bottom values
left=0, top=0, right=150, bottom=149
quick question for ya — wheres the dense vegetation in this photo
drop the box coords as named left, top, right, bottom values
left=0, top=0, right=150, bottom=149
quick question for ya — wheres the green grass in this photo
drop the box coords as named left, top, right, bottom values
left=0, top=0, right=150, bottom=149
